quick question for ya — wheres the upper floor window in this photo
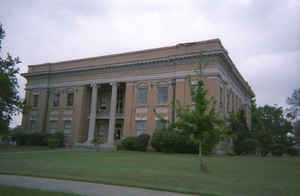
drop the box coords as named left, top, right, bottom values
left=136, top=120, right=146, bottom=136
left=33, top=94, right=39, bottom=107
left=53, top=93, right=60, bottom=107
left=158, top=87, right=168, bottom=104
left=138, top=88, right=148, bottom=105
left=100, top=95, right=107, bottom=111
left=67, top=93, right=74, bottom=106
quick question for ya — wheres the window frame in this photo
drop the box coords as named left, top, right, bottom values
left=157, top=87, right=168, bottom=104
left=64, top=120, right=72, bottom=135
left=53, top=93, right=60, bottom=107
left=138, top=88, right=148, bottom=105
left=156, top=120, right=166, bottom=130
left=136, top=120, right=146, bottom=136
left=49, top=120, right=57, bottom=133
left=33, top=94, right=39, bottom=107
left=66, top=93, right=74, bottom=106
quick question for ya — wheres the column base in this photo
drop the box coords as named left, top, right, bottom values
left=98, top=143, right=117, bottom=152
left=73, top=142, right=95, bottom=149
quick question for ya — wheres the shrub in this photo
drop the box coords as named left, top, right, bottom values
left=27, top=132, right=48, bottom=146
left=151, top=129, right=198, bottom=154
left=151, top=129, right=178, bottom=153
left=48, top=138, right=60, bottom=149
left=151, top=130, right=164, bottom=152
left=134, top=134, right=150, bottom=151
left=286, top=147, right=299, bottom=156
left=47, top=132, right=65, bottom=147
left=11, top=131, right=28, bottom=146
left=271, top=144, right=285, bottom=156
left=122, top=136, right=137, bottom=151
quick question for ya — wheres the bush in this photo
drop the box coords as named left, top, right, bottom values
left=286, top=147, right=299, bottom=156
left=10, top=131, right=64, bottom=147
left=11, top=131, right=28, bottom=146
left=121, top=136, right=137, bottom=151
left=48, top=138, right=60, bottom=149
left=51, top=132, right=65, bottom=147
left=135, top=134, right=150, bottom=151
left=26, top=132, right=49, bottom=146
left=271, top=144, right=285, bottom=156
left=151, top=129, right=198, bottom=154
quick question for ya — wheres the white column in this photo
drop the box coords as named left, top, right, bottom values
left=87, top=83, right=98, bottom=143
left=107, top=82, right=117, bottom=145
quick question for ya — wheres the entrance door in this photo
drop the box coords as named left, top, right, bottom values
left=115, top=123, right=123, bottom=140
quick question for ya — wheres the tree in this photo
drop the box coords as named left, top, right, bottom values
left=228, top=110, right=256, bottom=155
left=171, top=60, right=222, bottom=170
left=294, top=120, right=300, bottom=145
left=0, top=24, right=22, bottom=134
left=286, top=88, right=300, bottom=120
left=258, top=105, right=295, bottom=156
left=251, top=99, right=272, bottom=156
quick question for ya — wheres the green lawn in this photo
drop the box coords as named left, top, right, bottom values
left=0, top=151, right=299, bottom=196
left=0, top=185, right=84, bottom=196
left=0, top=145, right=51, bottom=152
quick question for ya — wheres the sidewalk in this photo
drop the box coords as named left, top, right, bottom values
left=0, top=175, right=194, bottom=196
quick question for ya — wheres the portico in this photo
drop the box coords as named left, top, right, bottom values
left=86, top=81, right=125, bottom=150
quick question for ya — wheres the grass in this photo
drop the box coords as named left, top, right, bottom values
left=0, top=185, right=84, bottom=196
left=0, top=145, right=51, bottom=152
left=0, top=151, right=299, bottom=196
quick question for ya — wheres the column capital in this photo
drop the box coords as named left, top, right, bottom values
left=110, top=82, right=117, bottom=86
left=90, top=81, right=97, bottom=88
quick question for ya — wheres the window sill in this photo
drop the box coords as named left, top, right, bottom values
left=136, top=104, right=148, bottom=108
left=156, top=103, right=169, bottom=107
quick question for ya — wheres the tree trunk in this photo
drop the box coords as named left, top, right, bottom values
left=199, top=139, right=204, bottom=170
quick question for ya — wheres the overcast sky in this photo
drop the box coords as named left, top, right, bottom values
left=1, top=0, right=300, bottom=128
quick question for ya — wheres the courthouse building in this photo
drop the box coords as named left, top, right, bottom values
left=22, top=39, right=254, bottom=148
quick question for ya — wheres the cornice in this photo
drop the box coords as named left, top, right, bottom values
left=22, top=49, right=224, bottom=78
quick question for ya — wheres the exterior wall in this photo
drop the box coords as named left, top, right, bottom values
left=22, top=39, right=254, bottom=145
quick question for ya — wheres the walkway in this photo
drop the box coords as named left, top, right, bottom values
left=0, top=175, right=195, bottom=196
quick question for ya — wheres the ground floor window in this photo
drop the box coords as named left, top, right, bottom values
left=49, top=120, right=57, bottom=133
left=98, top=124, right=105, bottom=137
left=30, top=120, right=36, bottom=132
left=136, top=120, right=146, bottom=136
left=156, top=120, right=166, bottom=130
left=64, top=120, right=72, bottom=135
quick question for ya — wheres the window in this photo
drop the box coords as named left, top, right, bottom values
left=232, top=94, right=235, bottom=112
left=30, top=120, right=36, bottom=131
left=136, top=121, right=146, bottom=136
left=158, top=87, right=168, bottom=104
left=67, top=93, right=74, bottom=106
left=138, top=88, right=148, bottom=105
left=227, top=90, right=231, bottom=112
left=98, top=124, right=105, bottom=137
left=117, top=87, right=125, bottom=114
left=192, top=84, right=198, bottom=103
left=156, top=120, right=166, bottom=130
left=49, top=120, right=57, bottom=133
left=53, top=93, right=60, bottom=107
left=219, top=86, right=223, bottom=107
left=100, top=95, right=107, bottom=111
left=33, top=94, right=39, bottom=107
left=64, top=120, right=72, bottom=135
